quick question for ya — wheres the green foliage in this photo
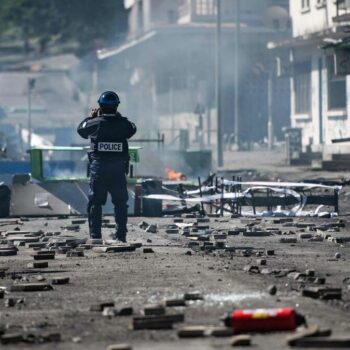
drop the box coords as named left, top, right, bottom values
left=0, top=0, right=127, bottom=54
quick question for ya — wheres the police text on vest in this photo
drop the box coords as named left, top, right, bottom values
left=98, top=142, right=123, bottom=152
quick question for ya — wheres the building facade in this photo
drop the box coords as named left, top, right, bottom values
left=98, top=0, right=290, bottom=150
left=272, top=0, right=350, bottom=152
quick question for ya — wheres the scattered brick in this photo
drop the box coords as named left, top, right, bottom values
left=279, top=237, right=298, bottom=244
left=145, top=225, right=157, bottom=233
left=0, top=249, right=17, bottom=256
left=268, top=285, right=277, bottom=295
left=90, top=301, right=115, bottom=312
left=66, top=250, right=84, bottom=257
left=163, top=298, right=186, bottom=307
left=27, top=261, right=49, bottom=269
left=209, top=327, right=234, bottom=337
left=184, top=292, right=204, bottom=301
left=143, top=248, right=154, bottom=254
left=33, top=253, right=55, bottom=260
left=290, top=337, right=350, bottom=347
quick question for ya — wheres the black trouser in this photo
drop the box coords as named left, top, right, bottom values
left=88, top=159, right=128, bottom=240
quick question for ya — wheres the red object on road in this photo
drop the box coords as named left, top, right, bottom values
left=223, top=307, right=306, bottom=333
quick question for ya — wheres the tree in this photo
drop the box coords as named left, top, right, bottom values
left=0, top=0, right=127, bottom=55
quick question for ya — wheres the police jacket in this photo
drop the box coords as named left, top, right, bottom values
left=77, top=112, right=137, bottom=161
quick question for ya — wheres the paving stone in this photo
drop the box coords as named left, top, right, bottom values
left=117, top=306, right=133, bottom=316
left=166, top=229, right=179, bottom=234
left=143, top=304, right=165, bottom=316
left=51, top=277, right=70, bottom=285
left=93, top=245, right=136, bottom=253
left=184, top=291, right=204, bottom=300
left=209, top=327, right=234, bottom=337
left=196, top=217, right=210, bottom=223
left=86, top=239, right=103, bottom=245
left=279, top=237, right=298, bottom=244
left=132, top=314, right=184, bottom=330
left=177, top=326, right=207, bottom=338
left=266, top=249, right=275, bottom=256
left=268, top=285, right=277, bottom=295
left=7, top=236, right=40, bottom=243
left=173, top=218, right=183, bottom=223
left=0, top=249, right=17, bottom=256
left=305, top=269, right=315, bottom=276
left=290, top=337, right=350, bottom=347
left=62, top=225, right=80, bottom=231
left=286, top=325, right=320, bottom=346
left=66, top=250, right=84, bottom=257
left=1, top=333, right=23, bottom=344
left=107, top=344, right=132, bottom=350
left=5, top=298, right=16, bottom=307
left=143, top=248, right=154, bottom=254
left=298, top=233, right=313, bottom=239
left=243, top=231, right=271, bottom=237
left=163, top=298, right=186, bottom=307
left=71, top=219, right=86, bottom=225
left=228, top=230, right=241, bottom=236
left=27, top=242, right=47, bottom=249
left=230, top=334, right=252, bottom=346
left=33, top=253, right=55, bottom=260
left=10, top=283, right=53, bottom=292
left=302, top=287, right=342, bottom=300
left=90, top=301, right=114, bottom=312
left=213, top=234, right=227, bottom=240
left=256, top=259, right=267, bottom=266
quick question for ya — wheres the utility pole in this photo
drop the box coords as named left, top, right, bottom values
left=234, top=0, right=240, bottom=148
left=267, top=74, right=274, bottom=149
left=169, top=76, right=175, bottom=141
left=27, top=78, right=36, bottom=149
left=216, top=0, right=223, bottom=167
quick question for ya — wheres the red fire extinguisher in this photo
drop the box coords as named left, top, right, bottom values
left=223, top=307, right=306, bottom=333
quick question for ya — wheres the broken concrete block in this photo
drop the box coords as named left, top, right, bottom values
left=62, top=225, right=80, bottom=231
left=243, top=265, right=260, bottom=274
left=27, top=261, right=49, bottom=269
left=177, top=326, right=207, bottom=338
left=184, top=292, right=204, bottom=301
left=138, top=221, right=149, bottom=230
left=302, top=287, right=342, bottom=300
left=132, top=314, right=184, bottom=330
left=0, top=290, right=4, bottom=299
left=107, top=344, right=132, bottom=350
left=10, top=283, right=53, bottom=292
left=51, top=277, right=70, bottom=285
left=286, top=325, right=320, bottom=346
left=174, top=218, right=183, bottom=223
left=335, top=252, right=341, bottom=259
left=230, top=334, right=252, bottom=346
left=71, top=219, right=86, bottom=225
left=266, top=249, right=275, bottom=256
left=90, top=301, right=114, bottom=312
left=5, top=298, right=16, bottom=307
left=145, top=225, right=157, bottom=233
left=143, top=304, right=165, bottom=316
left=196, top=217, right=210, bottom=223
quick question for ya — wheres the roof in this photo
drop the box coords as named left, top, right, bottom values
left=0, top=71, right=86, bottom=128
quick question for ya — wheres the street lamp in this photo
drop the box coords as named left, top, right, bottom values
left=27, top=78, right=36, bottom=149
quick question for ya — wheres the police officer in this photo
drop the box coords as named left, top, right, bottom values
left=77, top=91, right=137, bottom=242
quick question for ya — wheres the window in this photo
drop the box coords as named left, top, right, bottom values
left=301, top=0, right=310, bottom=11
left=327, top=56, right=346, bottom=110
left=294, top=61, right=311, bottom=114
left=316, top=0, right=326, bottom=7
left=195, top=0, right=215, bottom=16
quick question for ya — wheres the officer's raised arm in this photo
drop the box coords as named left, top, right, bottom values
left=77, top=116, right=99, bottom=139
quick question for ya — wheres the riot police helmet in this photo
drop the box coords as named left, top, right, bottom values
left=97, top=91, right=120, bottom=108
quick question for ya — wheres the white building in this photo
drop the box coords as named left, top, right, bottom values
left=271, top=0, right=350, bottom=154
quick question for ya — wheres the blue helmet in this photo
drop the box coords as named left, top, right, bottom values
left=97, top=91, right=120, bottom=108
